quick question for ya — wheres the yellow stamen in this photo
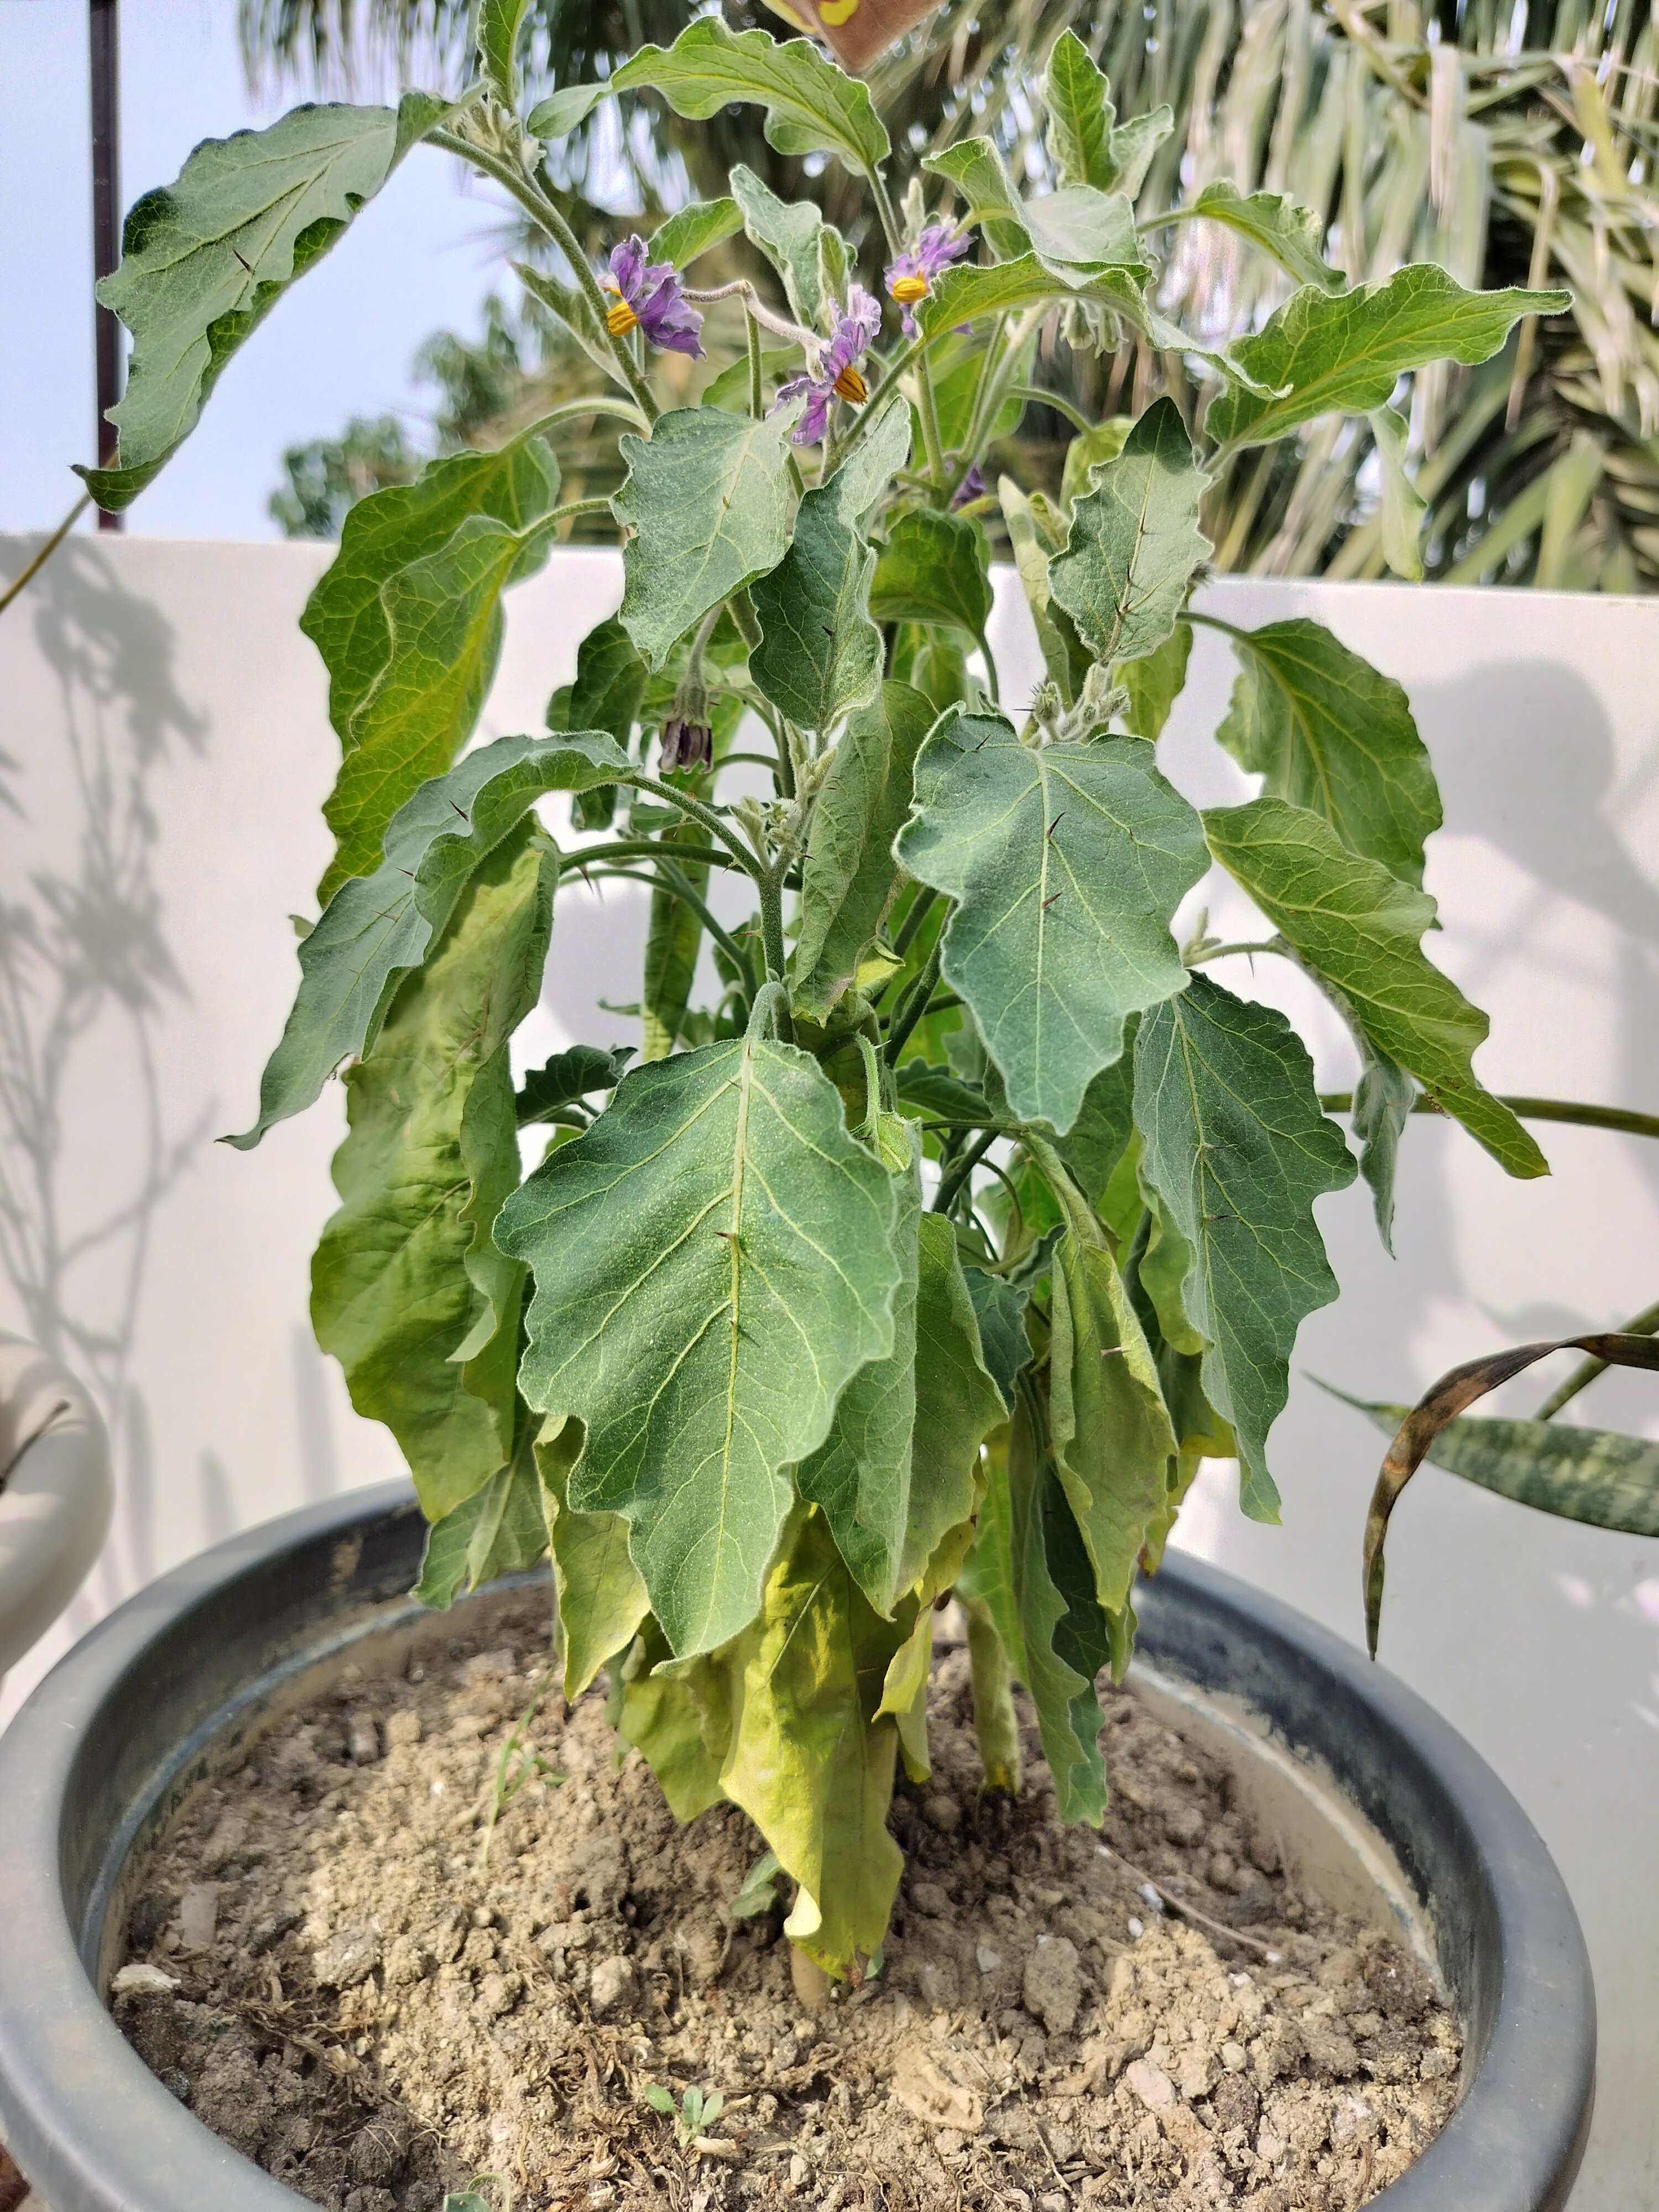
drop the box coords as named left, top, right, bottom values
left=606, top=296, right=639, bottom=338
left=890, top=273, right=928, bottom=305
left=832, top=363, right=868, bottom=404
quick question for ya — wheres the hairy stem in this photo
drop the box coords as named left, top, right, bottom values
left=0, top=493, right=91, bottom=618
left=883, top=938, right=943, bottom=1065
left=932, top=1126, right=998, bottom=1214
left=626, top=773, right=765, bottom=880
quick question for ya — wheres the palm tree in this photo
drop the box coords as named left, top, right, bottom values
left=244, top=0, right=1659, bottom=589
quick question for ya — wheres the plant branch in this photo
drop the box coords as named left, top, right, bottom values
left=1008, top=384, right=1094, bottom=434
left=520, top=394, right=651, bottom=441
left=932, top=1127, right=998, bottom=1214
left=625, top=773, right=764, bottom=880
left=0, top=493, right=91, bottom=618
left=578, top=865, right=757, bottom=989
left=890, top=886, right=938, bottom=961
left=883, top=938, right=943, bottom=1064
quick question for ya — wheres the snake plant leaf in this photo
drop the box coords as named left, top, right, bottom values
left=750, top=481, right=883, bottom=736
left=1368, top=405, right=1429, bottom=582
left=227, top=729, right=628, bottom=1149
left=896, top=712, right=1208, bottom=1135
left=1203, top=797, right=1547, bottom=1178
left=1205, top=265, right=1572, bottom=452
left=414, top=1429, right=547, bottom=1608
left=525, top=81, right=607, bottom=140
left=1134, top=973, right=1357, bottom=1522
left=313, top=830, right=554, bottom=1520
left=1173, top=182, right=1344, bottom=293
left=869, top=510, right=993, bottom=641
left=498, top=1034, right=902, bottom=1657
left=1043, top=29, right=1116, bottom=191
left=535, top=1417, right=650, bottom=1699
left=1117, top=621, right=1192, bottom=741
left=794, top=681, right=935, bottom=1021
left=1049, top=399, right=1211, bottom=667
left=517, top=1044, right=634, bottom=1127
left=477, top=0, right=532, bottom=93
left=963, top=1267, right=1031, bottom=1411
left=77, top=98, right=442, bottom=510
left=612, top=406, right=798, bottom=671
left=612, top=18, right=891, bottom=173
left=731, top=164, right=841, bottom=330
left=649, top=195, right=744, bottom=271
left=1049, top=1233, right=1177, bottom=1613
left=1214, top=617, right=1441, bottom=888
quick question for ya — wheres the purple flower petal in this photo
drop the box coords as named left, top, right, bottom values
left=637, top=272, right=705, bottom=358
left=609, top=235, right=649, bottom=304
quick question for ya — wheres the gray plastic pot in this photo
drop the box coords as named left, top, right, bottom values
left=0, top=1482, right=1594, bottom=2212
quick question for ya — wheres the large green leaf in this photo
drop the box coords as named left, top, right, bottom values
left=1050, top=398, right=1211, bottom=666
left=560, top=613, right=646, bottom=752
left=729, top=164, right=841, bottom=331
left=612, top=406, right=797, bottom=671
left=1206, top=266, right=1571, bottom=452
left=1043, top=29, right=1115, bottom=191
left=794, top=681, right=935, bottom=1021
left=896, top=712, right=1208, bottom=1135
left=612, top=18, right=890, bottom=173
left=922, top=138, right=1031, bottom=259
left=1134, top=974, right=1357, bottom=1521
left=1203, top=797, right=1547, bottom=1178
left=413, top=1429, right=547, bottom=1608
left=926, top=137, right=1144, bottom=286
left=535, top=1417, right=651, bottom=1698
left=1171, top=183, right=1343, bottom=292
left=612, top=1619, right=728, bottom=1821
left=313, top=830, right=552, bottom=1519
left=963, top=1267, right=1031, bottom=1410
left=1368, top=404, right=1430, bottom=582
left=1049, top=1233, right=1176, bottom=1613
left=477, top=0, right=531, bottom=92
left=869, top=510, right=993, bottom=641
left=1214, top=617, right=1441, bottom=888
left=498, top=1035, right=901, bottom=1656
left=750, top=481, right=881, bottom=737
left=919, top=253, right=1137, bottom=342
left=517, top=1045, right=633, bottom=1128
left=227, top=730, right=628, bottom=1149
left=79, top=99, right=441, bottom=510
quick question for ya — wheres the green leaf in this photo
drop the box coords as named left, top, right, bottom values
left=535, top=1416, right=650, bottom=1699
left=869, top=509, right=992, bottom=640
left=1203, top=796, right=1547, bottom=1178
left=1060, top=418, right=1133, bottom=512
left=1107, top=108, right=1174, bottom=200
left=1117, top=620, right=1192, bottom=740
left=562, top=612, right=648, bottom=752
left=925, top=137, right=1144, bottom=289
left=1049, top=1233, right=1176, bottom=1613
left=1053, top=1050, right=1138, bottom=1206
left=896, top=712, right=1208, bottom=1136
left=613, top=406, right=797, bottom=670
left=517, top=1045, right=633, bottom=1128
left=1368, top=405, right=1428, bottom=582
left=1043, top=30, right=1115, bottom=191
left=515, top=258, right=625, bottom=382
left=227, top=731, right=628, bottom=1149
left=1133, top=974, right=1357, bottom=1521
left=1214, top=617, right=1441, bottom=888
left=999, top=476, right=1073, bottom=699
left=312, top=831, right=552, bottom=1519
left=77, top=100, right=440, bottom=510
left=1327, top=1383, right=1659, bottom=1538
left=650, top=195, right=743, bottom=270
left=1050, top=398, right=1211, bottom=666
left=729, top=1849, right=785, bottom=1920
left=1175, top=182, right=1343, bottom=293
left=643, top=2084, right=677, bottom=2117
left=730, top=164, right=840, bottom=330
left=498, top=1035, right=901, bottom=1656
left=477, top=0, right=531, bottom=93
left=896, top=1059, right=993, bottom=1128
left=794, top=681, right=935, bottom=1021
left=826, top=394, right=912, bottom=526
left=922, top=138, right=1031, bottom=259
left=526, top=82, right=607, bottom=139
left=1350, top=1036, right=1417, bottom=1255
left=963, top=1267, right=1030, bottom=1411
left=919, top=252, right=1144, bottom=342
left=1205, top=265, right=1572, bottom=453
left=414, top=1431, right=547, bottom=1608
left=962, top=1590, right=1021, bottom=1792
left=751, top=481, right=882, bottom=736
left=700, top=346, right=797, bottom=413
left=612, top=19, right=890, bottom=174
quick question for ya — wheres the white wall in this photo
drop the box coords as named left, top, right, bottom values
left=1, top=531, right=1655, bottom=2205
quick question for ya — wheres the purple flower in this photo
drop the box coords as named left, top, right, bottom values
left=660, top=716, right=712, bottom=773
left=951, top=464, right=988, bottom=510
left=774, top=284, right=883, bottom=447
left=885, top=221, right=972, bottom=336
left=603, top=236, right=705, bottom=359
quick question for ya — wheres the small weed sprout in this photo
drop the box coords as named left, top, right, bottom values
left=644, top=2081, right=726, bottom=2148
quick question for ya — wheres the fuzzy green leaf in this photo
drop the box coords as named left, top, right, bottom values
left=922, top=138, right=1031, bottom=259
left=613, top=406, right=797, bottom=671
left=1206, top=266, right=1572, bottom=452
left=526, top=81, right=607, bottom=139
left=1214, top=617, right=1441, bottom=888
left=730, top=164, right=839, bottom=330
left=1043, top=30, right=1115, bottom=191
left=751, top=481, right=882, bottom=735
left=78, top=100, right=440, bottom=510
left=1176, top=182, right=1343, bottom=292
left=1109, top=108, right=1175, bottom=200
left=999, top=476, right=1073, bottom=698
left=826, top=395, right=913, bottom=526
left=1050, top=399, right=1210, bottom=666
left=1054, top=1050, right=1138, bottom=1206
left=535, top=1417, right=651, bottom=1699
left=612, top=19, right=890, bottom=173
left=896, top=712, right=1208, bottom=1136
left=228, top=731, right=628, bottom=1149
left=869, top=509, right=993, bottom=640
left=650, top=196, right=743, bottom=270
left=477, top=0, right=531, bottom=92
left=517, top=1045, right=633, bottom=1127
left=498, top=1036, right=901, bottom=1656
left=414, top=1431, right=547, bottom=1608
left=926, top=137, right=1144, bottom=288
left=1204, top=796, right=1546, bottom=1178
left=963, top=1268, right=1030, bottom=1411
left=919, top=252, right=1144, bottom=342
left=1369, top=405, right=1428, bottom=582
left=561, top=613, right=647, bottom=753
left=1117, top=621, right=1192, bottom=741
left=794, top=681, right=935, bottom=1021
left=313, top=831, right=552, bottom=1519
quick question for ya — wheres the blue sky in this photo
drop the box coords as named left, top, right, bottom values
left=1, top=0, right=518, bottom=538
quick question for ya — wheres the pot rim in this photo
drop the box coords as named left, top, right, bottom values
left=0, top=1480, right=1594, bottom=2212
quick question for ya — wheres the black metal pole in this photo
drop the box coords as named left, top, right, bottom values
left=90, top=0, right=122, bottom=531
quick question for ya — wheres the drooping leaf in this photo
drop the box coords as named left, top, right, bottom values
left=1048, top=1233, right=1176, bottom=1612
left=1134, top=973, right=1357, bottom=1521
left=1205, top=266, right=1572, bottom=453
left=612, top=19, right=891, bottom=174
left=730, top=164, right=841, bottom=330
left=1368, top=405, right=1429, bottom=582
left=1134, top=1165, right=1204, bottom=1355
left=794, top=681, right=935, bottom=1021
left=1060, top=417, right=1134, bottom=511
left=1116, top=620, right=1192, bottom=740
left=561, top=613, right=647, bottom=752
left=1053, top=1048, right=1138, bottom=1206
left=613, top=406, right=798, bottom=670
left=612, top=1619, right=727, bottom=1820
left=1350, top=1037, right=1417, bottom=1255
left=517, top=1044, right=634, bottom=1126
left=477, top=0, right=532, bottom=93
left=1214, top=617, right=1441, bottom=889
left=498, top=1034, right=901, bottom=1656
left=751, top=481, right=882, bottom=736
left=1173, top=182, right=1343, bottom=292
left=999, top=476, right=1074, bottom=698
left=869, top=509, right=993, bottom=641
left=79, top=99, right=442, bottom=509
left=905, top=1216, right=1008, bottom=1584
left=962, top=1266, right=1029, bottom=1413
left=313, top=830, right=552, bottom=1519
left=414, top=1430, right=547, bottom=1608
left=535, top=1416, right=650, bottom=1699
left=1203, top=796, right=1547, bottom=1178
left=1050, top=398, right=1211, bottom=667
left=896, top=711, right=1208, bottom=1135
left=963, top=1590, right=1021, bottom=1792
left=650, top=195, right=743, bottom=270
left=227, top=730, right=628, bottom=1149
